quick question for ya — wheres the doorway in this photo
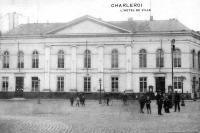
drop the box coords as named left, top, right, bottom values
left=15, top=77, right=24, bottom=97
left=155, top=77, right=165, bottom=93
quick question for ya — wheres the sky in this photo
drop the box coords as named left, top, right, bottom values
left=0, top=0, right=200, bottom=31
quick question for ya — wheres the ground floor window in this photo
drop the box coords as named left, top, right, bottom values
left=111, top=77, right=118, bottom=92
left=140, top=77, right=147, bottom=92
left=2, top=77, right=8, bottom=91
left=57, top=77, right=64, bottom=92
left=84, top=77, right=91, bottom=92
left=173, top=77, right=182, bottom=90
left=32, top=77, right=39, bottom=92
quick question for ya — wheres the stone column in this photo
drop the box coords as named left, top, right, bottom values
left=125, top=44, right=132, bottom=91
left=97, top=45, right=104, bottom=90
left=44, top=45, right=50, bottom=90
left=70, top=45, right=77, bottom=90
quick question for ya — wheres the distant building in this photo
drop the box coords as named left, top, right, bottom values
left=0, top=15, right=200, bottom=98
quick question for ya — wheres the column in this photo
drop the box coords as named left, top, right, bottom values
left=98, top=45, right=104, bottom=90
left=44, top=45, right=50, bottom=90
left=70, top=45, right=77, bottom=90
left=125, top=44, right=132, bottom=90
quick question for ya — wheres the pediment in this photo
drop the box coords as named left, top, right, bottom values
left=46, top=16, right=130, bottom=34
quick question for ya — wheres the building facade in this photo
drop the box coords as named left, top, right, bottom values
left=0, top=15, right=200, bottom=98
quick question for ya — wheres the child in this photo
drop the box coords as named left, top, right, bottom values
left=146, top=96, right=151, bottom=114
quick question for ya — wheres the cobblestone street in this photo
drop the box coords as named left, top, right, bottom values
left=0, top=99, right=199, bottom=133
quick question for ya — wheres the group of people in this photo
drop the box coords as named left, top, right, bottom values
left=70, top=93, right=85, bottom=107
left=139, top=91, right=181, bottom=115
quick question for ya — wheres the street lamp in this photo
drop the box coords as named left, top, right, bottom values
left=180, top=76, right=186, bottom=106
left=38, top=79, right=41, bottom=104
left=99, top=78, right=102, bottom=104
left=171, top=39, right=175, bottom=106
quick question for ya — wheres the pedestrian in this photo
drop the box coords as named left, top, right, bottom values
left=106, top=94, right=110, bottom=106
left=174, top=91, right=181, bottom=112
left=139, top=94, right=146, bottom=113
left=145, top=95, right=151, bottom=114
left=122, top=92, right=128, bottom=105
left=82, top=94, right=85, bottom=106
left=69, top=95, right=74, bottom=106
left=76, top=95, right=80, bottom=107
left=156, top=91, right=164, bottom=115
left=163, top=94, right=170, bottom=113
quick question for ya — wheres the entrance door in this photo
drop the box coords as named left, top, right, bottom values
left=155, top=77, right=165, bottom=93
left=15, top=77, right=24, bottom=97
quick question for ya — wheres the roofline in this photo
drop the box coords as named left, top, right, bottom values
left=44, top=15, right=131, bottom=34
left=1, top=31, right=199, bottom=40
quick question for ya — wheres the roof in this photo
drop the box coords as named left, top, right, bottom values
left=4, top=15, right=191, bottom=35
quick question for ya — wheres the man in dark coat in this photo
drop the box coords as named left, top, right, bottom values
left=139, top=94, right=146, bottom=113
left=156, top=91, right=164, bottom=115
left=174, top=91, right=181, bottom=112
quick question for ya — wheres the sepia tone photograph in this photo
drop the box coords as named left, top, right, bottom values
left=0, top=0, right=200, bottom=132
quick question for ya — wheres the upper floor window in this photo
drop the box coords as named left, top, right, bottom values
left=84, top=50, right=91, bottom=68
left=32, top=50, right=39, bottom=68
left=192, top=50, right=195, bottom=69
left=111, top=49, right=118, bottom=68
left=198, top=51, right=200, bottom=70
left=58, top=50, right=64, bottom=68
left=18, top=51, right=24, bottom=68
left=139, top=49, right=147, bottom=68
left=156, top=49, right=164, bottom=68
left=3, top=51, right=9, bottom=68
left=173, top=49, right=181, bottom=68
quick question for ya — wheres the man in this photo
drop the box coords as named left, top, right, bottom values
left=156, top=91, right=164, bottom=115
left=174, top=91, right=181, bottom=112
left=139, top=94, right=146, bottom=113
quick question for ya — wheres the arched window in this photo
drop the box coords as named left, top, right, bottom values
left=58, top=50, right=64, bottom=68
left=173, top=49, right=181, bottom=68
left=3, top=51, right=9, bottom=68
left=192, top=50, right=195, bottom=69
left=18, top=51, right=24, bottom=68
left=32, top=50, right=39, bottom=68
left=156, top=49, right=164, bottom=68
left=111, top=49, right=118, bottom=68
left=198, top=51, right=200, bottom=70
left=139, top=49, right=147, bottom=68
left=84, top=50, right=91, bottom=68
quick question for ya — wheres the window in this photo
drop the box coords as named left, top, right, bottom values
left=198, top=51, right=200, bottom=70
left=192, top=50, right=195, bottom=69
left=57, top=77, right=64, bottom=92
left=84, top=50, right=91, bottom=68
left=111, top=49, right=118, bottom=68
left=173, top=77, right=182, bottom=90
left=156, top=49, right=164, bottom=68
left=18, top=51, right=24, bottom=68
left=3, top=51, right=9, bottom=68
left=32, top=50, right=39, bottom=68
left=140, top=77, right=147, bottom=92
left=32, top=77, right=39, bottom=92
left=173, top=49, right=181, bottom=68
left=2, top=77, right=8, bottom=92
left=58, top=50, right=64, bottom=68
left=111, top=77, right=118, bottom=92
left=139, top=49, right=147, bottom=68
left=84, top=77, right=91, bottom=92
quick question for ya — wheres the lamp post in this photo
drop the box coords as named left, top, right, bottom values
left=171, top=39, right=175, bottom=105
left=180, top=76, right=186, bottom=106
left=38, top=79, right=41, bottom=104
left=99, top=78, right=102, bottom=104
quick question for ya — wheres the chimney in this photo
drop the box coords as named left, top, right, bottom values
left=128, top=17, right=133, bottom=21
left=150, top=16, right=153, bottom=21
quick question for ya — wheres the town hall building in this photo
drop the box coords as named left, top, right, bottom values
left=0, top=15, right=200, bottom=98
